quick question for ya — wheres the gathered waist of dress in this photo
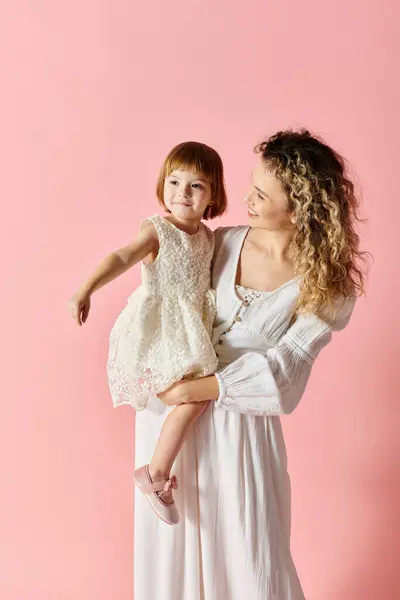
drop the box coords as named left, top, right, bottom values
left=129, top=284, right=213, bottom=302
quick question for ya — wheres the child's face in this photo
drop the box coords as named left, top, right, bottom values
left=164, top=170, right=212, bottom=221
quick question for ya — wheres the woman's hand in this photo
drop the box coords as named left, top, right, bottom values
left=157, top=381, right=189, bottom=406
left=68, top=290, right=91, bottom=326
left=158, top=376, right=220, bottom=406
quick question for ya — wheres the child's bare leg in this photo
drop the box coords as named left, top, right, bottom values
left=149, top=401, right=209, bottom=502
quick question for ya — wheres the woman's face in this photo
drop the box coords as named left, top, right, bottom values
left=245, top=158, right=293, bottom=229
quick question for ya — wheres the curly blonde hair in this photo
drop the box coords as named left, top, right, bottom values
left=255, top=129, right=369, bottom=317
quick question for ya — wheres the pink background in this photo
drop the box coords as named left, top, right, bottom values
left=1, top=0, right=399, bottom=599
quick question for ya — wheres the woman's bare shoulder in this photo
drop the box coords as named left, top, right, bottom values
left=213, top=224, right=248, bottom=249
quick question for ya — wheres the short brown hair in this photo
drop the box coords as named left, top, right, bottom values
left=156, top=141, right=227, bottom=220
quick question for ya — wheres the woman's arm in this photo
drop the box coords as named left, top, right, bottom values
left=218, top=299, right=355, bottom=416
left=157, top=345, right=311, bottom=415
left=159, top=297, right=355, bottom=416
left=158, top=376, right=219, bottom=406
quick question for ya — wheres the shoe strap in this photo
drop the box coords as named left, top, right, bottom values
left=140, top=480, right=167, bottom=494
left=141, top=474, right=178, bottom=495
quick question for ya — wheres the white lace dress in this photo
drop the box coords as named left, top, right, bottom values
left=134, top=225, right=356, bottom=600
left=107, top=214, right=218, bottom=410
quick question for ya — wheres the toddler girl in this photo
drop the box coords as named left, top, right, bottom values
left=68, top=141, right=227, bottom=524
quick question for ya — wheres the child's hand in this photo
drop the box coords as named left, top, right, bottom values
left=68, top=291, right=91, bottom=326
left=158, top=381, right=187, bottom=406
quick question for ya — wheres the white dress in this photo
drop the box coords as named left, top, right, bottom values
left=134, top=225, right=355, bottom=600
left=107, top=214, right=218, bottom=410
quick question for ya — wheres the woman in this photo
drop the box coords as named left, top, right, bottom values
left=134, top=129, right=367, bottom=600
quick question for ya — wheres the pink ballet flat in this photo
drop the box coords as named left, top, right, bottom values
left=134, top=464, right=180, bottom=525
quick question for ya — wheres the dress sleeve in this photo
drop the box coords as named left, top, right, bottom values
left=214, top=296, right=356, bottom=416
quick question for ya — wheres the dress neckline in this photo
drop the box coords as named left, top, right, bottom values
left=163, top=216, right=203, bottom=237
left=232, top=226, right=298, bottom=301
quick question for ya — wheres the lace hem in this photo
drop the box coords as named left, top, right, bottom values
left=108, top=356, right=218, bottom=410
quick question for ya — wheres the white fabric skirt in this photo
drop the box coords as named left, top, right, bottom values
left=133, top=395, right=306, bottom=600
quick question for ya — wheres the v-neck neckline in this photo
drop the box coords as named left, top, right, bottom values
left=231, top=226, right=298, bottom=301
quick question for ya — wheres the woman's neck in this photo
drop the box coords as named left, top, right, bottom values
left=249, top=226, right=295, bottom=261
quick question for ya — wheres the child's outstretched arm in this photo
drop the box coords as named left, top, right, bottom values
left=68, top=221, right=158, bottom=326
